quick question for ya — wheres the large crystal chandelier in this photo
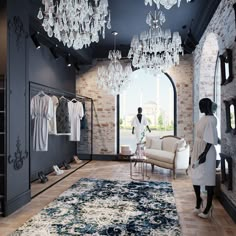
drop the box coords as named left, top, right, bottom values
left=97, top=32, right=132, bottom=95
left=128, top=9, right=183, bottom=74
left=37, top=0, right=111, bottom=50
left=144, top=0, right=191, bottom=9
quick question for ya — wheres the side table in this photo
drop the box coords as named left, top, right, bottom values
left=130, top=155, right=149, bottom=181
left=118, top=153, right=134, bottom=161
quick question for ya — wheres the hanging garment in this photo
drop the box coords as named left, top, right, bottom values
left=68, top=100, right=84, bottom=141
left=131, top=114, right=149, bottom=143
left=31, top=94, right=53, bottom=151
left=56, top=97, right=71, bottom=135
left=48, top=95, right=59, bottom=135
left=190, top=115, right=218, bottom=186
left=80, top=101, right=87, bottom=129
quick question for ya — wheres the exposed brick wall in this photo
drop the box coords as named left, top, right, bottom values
left=76, top=56, right=193, bottom=155
left=167, top=55, right=193, bottom=146
left=76, top=62, right=116, bottom=155
left=193, top=0, right=236, bottom=206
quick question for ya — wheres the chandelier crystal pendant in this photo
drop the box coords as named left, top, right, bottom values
left=37, top=0, right=111, bottom=50
left=144, top=0, right=191, bottom=9
left=97, top=32, right=132, bottom=95
left=128, top=9, right=183, bottom=75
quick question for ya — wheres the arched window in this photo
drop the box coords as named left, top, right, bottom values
left=118, top=69, right=176, bottom=153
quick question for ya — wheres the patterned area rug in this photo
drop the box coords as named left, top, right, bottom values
left=12, top=178, right=181, bottom=236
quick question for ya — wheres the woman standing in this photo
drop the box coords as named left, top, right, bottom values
left=191, top=98, right=219, bottom=219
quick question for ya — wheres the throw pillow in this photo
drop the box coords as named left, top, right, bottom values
left=177, top=139, right=186, bottom=151
left=150, top=139, right=162, bottom=150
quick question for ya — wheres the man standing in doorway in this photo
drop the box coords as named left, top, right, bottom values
left=131, top=107, right=151, bottom=144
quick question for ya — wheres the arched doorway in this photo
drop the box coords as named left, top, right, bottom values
left=199, top=32, right=221, bottom=159
left=118, top=69, right=177, bottom=153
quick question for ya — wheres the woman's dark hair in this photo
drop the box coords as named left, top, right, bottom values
left=199, top=98, right=213, bottom=115
left=138, top=107, right=142, bottom=113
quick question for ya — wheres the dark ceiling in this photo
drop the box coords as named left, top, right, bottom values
left=30, top=0, right=221, bottom=65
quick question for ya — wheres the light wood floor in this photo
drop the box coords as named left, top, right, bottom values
left=0, top=161, right=236, bottom=236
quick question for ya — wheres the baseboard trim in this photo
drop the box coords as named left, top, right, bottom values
left=4, top=190, right=31, bottom=217
left=219, top=191, right=236, bottom=223
left=79, top=154, right=119, bottom=161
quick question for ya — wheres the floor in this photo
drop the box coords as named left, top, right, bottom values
left=0, top=160, right=236, bottom=236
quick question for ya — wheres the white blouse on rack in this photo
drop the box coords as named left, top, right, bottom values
left=68, top=100, right=84, bottom=141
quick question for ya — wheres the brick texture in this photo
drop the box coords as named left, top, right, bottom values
left=193, top=0, right=236, bottom=206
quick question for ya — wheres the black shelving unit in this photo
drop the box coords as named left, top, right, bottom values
left=0, top=75, right=6, bottom=215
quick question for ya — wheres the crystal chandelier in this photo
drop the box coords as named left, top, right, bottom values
left=37, top=0, right=111, bottom=50
left=97, top=32, right=132, bottom=95
left=144, top=0, right=191, bottom=9
left=128, top=10, right=183, bottom=74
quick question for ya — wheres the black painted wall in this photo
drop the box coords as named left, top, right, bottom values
left=5, top=0, right=30, bottom=215
left=28, top=39, right=77, bottom=181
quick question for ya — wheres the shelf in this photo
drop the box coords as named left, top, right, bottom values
left=0, top=195, right=4, bottom=199
left=0, top=111, right=5, bottom=113
left=31, top=160, right=90, bottom=198
left=0, top=174, right=4, bottom=177
left=0, top=132, right=5, bottom=135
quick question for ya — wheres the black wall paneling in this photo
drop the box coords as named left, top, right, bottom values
left=29, top=82, right=93, bottom=182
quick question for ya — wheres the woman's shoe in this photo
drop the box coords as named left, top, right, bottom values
left=198, top=206, right=213, bottom=219
left=53, top=165, right=64, bottom=175
left=193, top=198, right=203, bottom=214
left=38, top=171, right=48, bottom=183
left=73, top=155, right=81, bottom=164
left=63, top=161, right=71, bottom=170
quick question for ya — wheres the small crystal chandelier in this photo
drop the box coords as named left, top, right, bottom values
left=128, top=9, right=183, bottom=74
left=144, top=0, right=191, bottom=9
left=97, top=32, right=132, bottom=95
left=37, top=0, right=111, bottom=50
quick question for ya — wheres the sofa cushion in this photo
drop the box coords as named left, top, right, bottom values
left=146, top=135, right=160, bottom=149
left=144, top=149, right=175, bottom=164
left=150, top=139, right=162, bottom=150
left=162, top=137, right=178, bottom=153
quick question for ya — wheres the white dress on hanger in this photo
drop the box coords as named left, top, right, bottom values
left=191, top=115, right=218, bottom=186
left=48, top=95, right=59, bottom=135
left=68, top=100, right=84, bottom=141
left=131, top=115, right=149, bottom=143
left=31, top=94, right=53, bottom=151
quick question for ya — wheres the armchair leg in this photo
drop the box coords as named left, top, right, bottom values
left=151, top=164, right=154, bottom=172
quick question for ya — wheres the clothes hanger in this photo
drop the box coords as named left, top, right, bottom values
left=71, top=98, right=78, bottom=103
left=37, top=90, right=46, bottom=97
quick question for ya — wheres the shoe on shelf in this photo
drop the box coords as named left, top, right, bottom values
left=53, top=165, right=64, bottom=175
left=63, top=161, right=71, bottom=170
left=38, top=171, right=48, bottom=183
left=198, top=206, right=213, bottom=219
left=73, top=155, right=82, bottom=164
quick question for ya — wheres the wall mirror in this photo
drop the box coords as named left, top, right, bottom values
left=219, top=49, right=233, bottom=85
left=224, top=98, right=236, bottom=135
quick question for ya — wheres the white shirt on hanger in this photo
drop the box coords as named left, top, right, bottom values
left=31, top=93, right=53, bottom=151
left=48, top=95, right=59, bottom=135
left=68, top=100, right=84, bottom=141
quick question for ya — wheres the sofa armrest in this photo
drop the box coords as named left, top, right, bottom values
left=175, top=144, right=190, bottom=169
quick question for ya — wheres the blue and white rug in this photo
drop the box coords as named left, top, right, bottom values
left=12, top=178, right=181, bottom=235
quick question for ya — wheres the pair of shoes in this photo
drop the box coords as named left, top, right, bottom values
left=193, top=198, right=203, bottom=214
left=63, top=161, right=71, bottom=170
left=198, top=206, right=213, bottom=219
left=38, top=171, right=48, bottom=183
left=53, top=165, right=64, bottom=175
left=73, top=155, right=81, bottom=164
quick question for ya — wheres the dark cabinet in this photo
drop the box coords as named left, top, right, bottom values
left=0, top=75, right=6, bottom=215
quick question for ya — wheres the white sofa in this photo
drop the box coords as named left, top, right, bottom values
left=144, top=135, right=190, bottom=179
